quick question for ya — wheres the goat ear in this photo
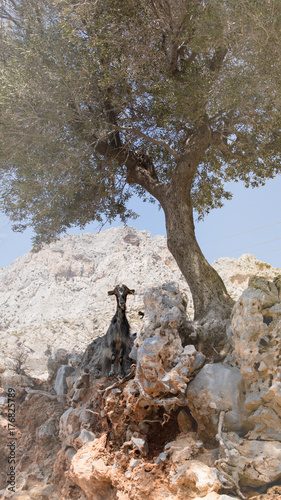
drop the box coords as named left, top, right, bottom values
left=128, top=289, right=135, bottom=295
left=108, top=290, right=115, bottom=296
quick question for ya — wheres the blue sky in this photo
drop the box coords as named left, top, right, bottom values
left=0, top=176, right=281, bottom=269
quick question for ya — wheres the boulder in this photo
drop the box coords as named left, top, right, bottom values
left=186, top=363, right=252, bottom=439
left=59, top=405, right=93, bottom=448
left=36, top=417, right=58, bottom=445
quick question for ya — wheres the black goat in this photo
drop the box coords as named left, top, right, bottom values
left=103, top=284, right=135, bottom=378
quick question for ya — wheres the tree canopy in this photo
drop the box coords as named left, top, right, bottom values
left=1, top=0, right=281, bottom=243
left=1, top=0, right=281, bottom=321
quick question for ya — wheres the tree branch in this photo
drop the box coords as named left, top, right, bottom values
left=25, top=387, right=66, bottom=401
left=208, top=46, right=228, bottom=72
left=118, top=126, right=180, bottom=160
left=211, top=130, right=242, bottom=162
left=91, top=137, right=167, bottom=203
left=171, top=117, right=212, bottom=190
left=0, top=8, right=22, bottom=28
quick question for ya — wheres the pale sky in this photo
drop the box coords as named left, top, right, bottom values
left=0, top=177, right=281, bottom=269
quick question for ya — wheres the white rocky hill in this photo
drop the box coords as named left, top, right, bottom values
left=0, top=225, right=280, bottom=377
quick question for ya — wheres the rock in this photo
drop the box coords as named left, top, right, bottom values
left=54, top=364, right=75, bottom=395
left=129, top=458, right=141, bottom=469
left=169, top=460, right=221, bottom=496
left=186, top=363, right=252, bottom=440
left=0, top=396, right=7, bottom=409
left=36, top=417, right=58, bottom=445
left=69, top=434, right=115, bottom=500
left=59, top=406, right=93, bottom=448
left=80, top=429, right=96, bottom=446
left=68, top=352, right=83, bottom=369
left=131, top=436, right=148, bottom=456
left=212, top=253, right=281, bottom=301
left=65, top=447, right=77, bottom=465
left=165, top=433, right=203, bottom=463
left=155, top=452, right=167, bottom=464
left=221, top=432, right=281, bottom=487
left=135, top=284, right=203, bottom=399
left=230, top=276, right=281, bottom=440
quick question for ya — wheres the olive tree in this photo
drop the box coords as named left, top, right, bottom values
left=1, top=0, right=281, bottom=324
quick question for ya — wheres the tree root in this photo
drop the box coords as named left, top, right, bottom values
left=215, top=410, right=246, bottom=500
left=101, top=364, right=136, bottom=395
left=25, top=387, right=66, bottom=401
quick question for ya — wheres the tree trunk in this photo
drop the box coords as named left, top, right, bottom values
left=123, top=121, right=234, bottom=326
left=161, top=187, right=234, bottom=322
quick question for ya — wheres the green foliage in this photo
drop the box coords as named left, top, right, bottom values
left=0, top=0, right=281, bottom=244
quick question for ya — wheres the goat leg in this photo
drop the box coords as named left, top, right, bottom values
left=118, top=344, right=126, bottom=379
left=109, top=343, right=116, bottom=377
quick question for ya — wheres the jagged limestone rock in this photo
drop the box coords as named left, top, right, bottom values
left=230, top=276, right=281, bottom=441
left=36, top=417, right=58, bottom=445
left=135, top=284, right=204, bottom=399
left=59, top=405, right=93, bottom=449
left=68, top=434, right=114, bottom=500
left=169, top=460, right=220, bottom=496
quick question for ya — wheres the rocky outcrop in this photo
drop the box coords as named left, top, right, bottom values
left=134, top=283, right=205, bottom=399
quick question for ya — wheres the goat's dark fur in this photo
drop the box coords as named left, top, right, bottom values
left=103, top=284, right=135, bottom=378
